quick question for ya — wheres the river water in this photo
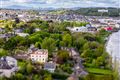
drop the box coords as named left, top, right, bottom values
left=106, top=30, right=120, bottom=73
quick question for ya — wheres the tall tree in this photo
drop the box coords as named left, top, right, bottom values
left=26, top=63, right=33, bottom=74
left=62, top=34, right=72, bottom=47
left=57, top=50, right=69, bottom=64
left=44, top=74, right=52, bottom=80
left=0, top=48, right=8, bottom=57
left=41, top=37, right=56, bottom=53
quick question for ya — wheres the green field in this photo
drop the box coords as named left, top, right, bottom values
left=86, top=68, right=113, bottom=75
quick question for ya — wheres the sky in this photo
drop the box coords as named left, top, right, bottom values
left=0, top=0, right=120, bottom=9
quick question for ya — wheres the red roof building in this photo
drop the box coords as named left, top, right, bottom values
left=104, top=26, right=113, bottom=31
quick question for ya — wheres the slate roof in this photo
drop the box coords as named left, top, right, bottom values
left=44, top=62, right=56, bottom=69
left=0, top=56, right=17, bottom=69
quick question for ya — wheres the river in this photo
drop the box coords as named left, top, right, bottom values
left=106, top=30, right=120, bottom=74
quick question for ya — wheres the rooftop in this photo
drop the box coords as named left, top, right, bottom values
left=0, top=56, right=17, bottom=69
left=31, top=49, right=48, bottom=55
left=44, top=62, right=56, bottom=69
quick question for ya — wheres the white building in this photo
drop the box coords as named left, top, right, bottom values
left=67, top=26, right=88, bottom=33
left=30, top=49, right=48, bottom=63
left=115, top=23, right=120, bottom=28
left=16, top=33, right=29, bottom=37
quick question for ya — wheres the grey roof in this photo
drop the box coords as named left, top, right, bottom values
left=0, top=56, right=17, bottom=69
left=44, top=62, right=56, bottom=69
left=0, top=60, right=12, bottom=69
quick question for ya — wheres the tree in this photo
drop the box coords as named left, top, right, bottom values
left=84, top=34, right=96, bottom=41
left=60, top=63, right=73, bottom=74
left=83, top=41, right=99, bottom=50
left=83, top=42, right=89, bottom=50
left=44, top=74, right=52, bottom=80
left=4, top=37, right=17, bottom=50
left=48, top=23, right=54, bottom=33
left=26, top=63, right=33, bottom=74
left=14, top=73, right=24, bottom=80
left=89, top=41, right=99, bottom=50
left=95, top=45, right=104, bottom=57
left=33, top=74, right=41, bottom=80
left=24, top=27, right=34, bottom=34
left=95, top=56, right=105, bottom=67
left=35, top=42, right=41, bottom=49
left=31, top=23, right=38, bottom=28
left=15, top=18, right=20, bottom=23
left=57, top=50, right=69, bottom=63
left=16, top=22, right=25, bottom=28
left=59, top=41, right=65, bottom=48
left=62, top=34, right=72, bottom=47
left=73, top=37, right=87, bottom=50
left=0, top=48, right=8, bottom=57
left=81, top=49, right=93, bottom=58
left=84, top=74, right=95, bottom=80
left=41, top=37, right=56, bottom=53
left=29, top=34, right=42, bottom=44
left=0, top=38, right=5, bottom=47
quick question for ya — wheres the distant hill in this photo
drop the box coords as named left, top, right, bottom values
left=68, top=7, right=120, bottom=17
left=48, top=7, right=120, bottom=17
left=4, top=5, right=32, bottom=10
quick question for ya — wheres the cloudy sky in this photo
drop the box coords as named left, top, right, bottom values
left=0, top=0, right=120, bottom=9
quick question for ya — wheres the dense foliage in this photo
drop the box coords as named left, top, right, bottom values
left=0, top=20, right=115, bottom=80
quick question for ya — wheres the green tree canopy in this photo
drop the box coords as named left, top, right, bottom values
left=62, top=33, right=72, bottom=47
left=57, top=50, right=69, bottom=64
left=0, top=48, right=8, bottom=57
left=41, top=37, right=56, bottom=53
left=26, top=63, right=33, bottom=74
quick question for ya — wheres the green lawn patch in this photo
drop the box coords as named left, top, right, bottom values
left=86, top=68, right=113, bottom=75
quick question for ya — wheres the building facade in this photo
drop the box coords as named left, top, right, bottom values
left=30, top=49, right=48, bottom=63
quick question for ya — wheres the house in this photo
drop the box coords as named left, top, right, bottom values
left=13, top=28, right=23, bottom=33
left=13, top=53, right=29, bottom=60
left=44, top=62, right=56, bottom=73
left=34, top=28, right=41, bottom=32
left=104, top=26, right=113, bottom=31
left=29, top=49, right=48, bottom=63
left=66, top=48, right=79, bottom=57
left=0, top=56, right=18, bottom=78
left=67, top=75, right=79, bottom=80
left=86, top=24, right=91, bottom=28
left=28, top=44, right=38, bottom=54
left=67, top=26, right=97, bottom=33
left=0, top=33, right=14, bottom=39
left=115, top=23, right=120, bottom=29
left=67, top=26, right=88, bottom=33
left=0, top=28, right=5, bottom=33
left=87, top=27, right=97, bottom=32
left=16, top=33, right=29, bottom=37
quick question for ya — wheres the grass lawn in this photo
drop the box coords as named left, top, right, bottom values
left=86, top=68, right=113, bottom=75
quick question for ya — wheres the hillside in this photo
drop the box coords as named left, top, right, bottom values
left=48, top=7, right=120, bottom=17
